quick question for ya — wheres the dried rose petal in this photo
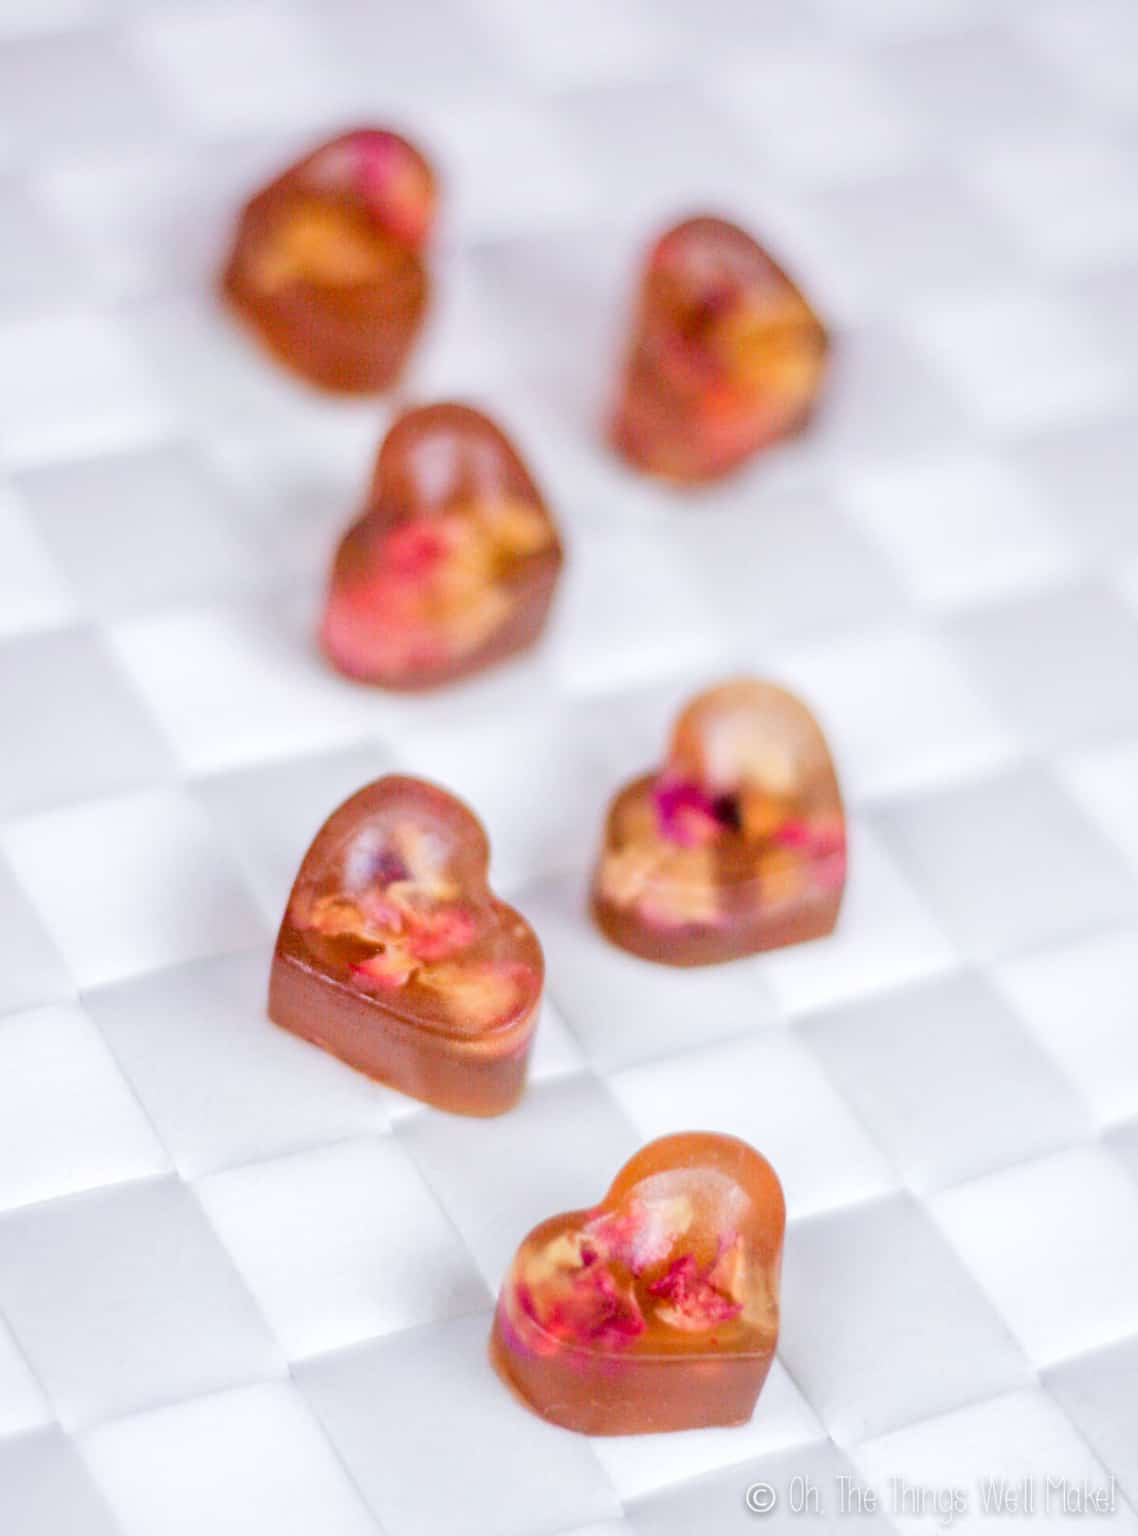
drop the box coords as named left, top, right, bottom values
left=525, top=1260, right=646, bottom=1350
left=351, top=945, right=417, bottom=992
left=383, top=521, right=454, bottom=578
left=653, top=778, right=736, bottom=847
left=301, top=817, right=493, bottom=998
left=772, top=817, right=847, bottom=891
left=583, top=1194, right=693, bottom=1275
left=709, top=1234, right=747, bottom=1300
left=345, top=128, right=436, bottom=249
left=299, top=893, right=370, bottom=939
left=403, top=904, right=478, bottom=961
left=648, top=1253, right=744, bottom=1332
left=417, top=960, right=527, bottom=1031
left=342, top=511, right=520, bottom=670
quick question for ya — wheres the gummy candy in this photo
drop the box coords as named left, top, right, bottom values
left=591, top=679, right=845, bottom=964
left=221, top=128, right=436, bottom=393
left=268, top=776, right=543, bottom=1115
left=321, top=403, right=563, bottom=689
left=492, top=1132, right=785, bottom=1434
left=611, top=216, right=828, bottom=482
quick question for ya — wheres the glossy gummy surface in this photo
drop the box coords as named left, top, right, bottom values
left=320, top=404, right=563, bottom=690
left=221, top=128, right=436, bottom=393
left=492, top=1132, right=786, bottom=1434
left=611, top=216, right=829, bottom=482
left=593, top=679, right=846, bottom=965
left=269, top=776, right=544, bottom=1115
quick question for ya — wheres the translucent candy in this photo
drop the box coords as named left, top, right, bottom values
left=492, top=1132, right=785, bottom=1434
left=321, top=403, right=563, bottom=689
left=610, top=216, right=828, bottom=482
left=221, top=128, right=436, bottom=392
left=592, top=679, right=846, bottom=964
left=269, top=776, right=543, bottom=1115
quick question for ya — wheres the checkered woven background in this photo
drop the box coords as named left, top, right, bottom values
left=2, top=1, right=1138, bottom=1532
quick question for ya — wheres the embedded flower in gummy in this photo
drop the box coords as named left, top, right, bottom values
left=321, top=403, right=563, bottom=690
left=610, top=216, right=829, bottom=482
left=268, top=776, right=544, bottom=1115
left=591, top=678, right=846, bottom=965
left=648, top=1252, right=744, bottom=1332
left=492, top=1133, right=785, bottom=1434
left=221, top=128, right=436, bottom=393
left=346, top=129, right=435, bottom=248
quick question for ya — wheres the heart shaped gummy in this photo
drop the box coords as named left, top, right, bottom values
left=492, top=1132, right=785, bottom=1434
left=320, top=403, right=564, bottom=689
left=591, top=679, right=846, bottom=965
left=268, top=775, right=543, bottom=1116
left=610, top=215, right=829, bottom=483
left=221, top=127, right=436, bottom=393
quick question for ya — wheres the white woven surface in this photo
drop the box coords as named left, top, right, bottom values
left=2, top=1, right=1138, bottom=1532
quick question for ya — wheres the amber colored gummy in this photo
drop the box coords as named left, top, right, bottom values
left=492, top=1132, right=786, bottom=1434
left=221, top=127, right=436, bottom=393
left=611, top=215, right=828, bottom=482
left=320, top=403, right=563, bottom=691
left=269, top=775, right=544, bottom=1116
left=591, top=679, right=846, bottom=966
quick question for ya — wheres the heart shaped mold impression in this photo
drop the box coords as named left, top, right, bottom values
left=492, top=1132, right=785, bottom=1434
left=269, top=775, right=543, bottom=1116
left=591, top=679, right=845, bottom=965
left=221, top=127, right=436, bottom=393
left=320, top=403, right=564, bottom=690
left=610, top=215, right=829, bottom=483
